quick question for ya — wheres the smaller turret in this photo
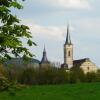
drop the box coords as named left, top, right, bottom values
left=40, top=46, right=50, bottom=69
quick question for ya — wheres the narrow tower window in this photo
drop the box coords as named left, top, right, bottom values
left=68, top=51, right=71, bottom=57
left=87, top=67, right=89, bottom=70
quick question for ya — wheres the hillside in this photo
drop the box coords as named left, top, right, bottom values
left=4, top=58, right=40, bottom=68
left=0, top=83, right=100, bottom=100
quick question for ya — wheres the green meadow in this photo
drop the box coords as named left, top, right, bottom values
left=0, top=83, right=100, bottom=100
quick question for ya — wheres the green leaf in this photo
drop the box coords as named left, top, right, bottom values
left=0, top=0, right=36, bottom=61
left=27, top=39, right=33, bottom=46
left=10, top=2, right=23, bottom=9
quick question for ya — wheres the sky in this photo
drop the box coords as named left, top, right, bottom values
left=14, top=0, right=100, bottom=67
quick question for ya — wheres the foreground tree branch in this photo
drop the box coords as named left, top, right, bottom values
left=0, top=0, right=36, bottom=62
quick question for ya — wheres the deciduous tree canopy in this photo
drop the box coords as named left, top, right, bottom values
left=0, top=0, right=36, bottom=62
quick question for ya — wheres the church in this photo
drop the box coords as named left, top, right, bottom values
left=61, top=25, right=98, bottom=74
left=6, top=25, right=98, bottom=74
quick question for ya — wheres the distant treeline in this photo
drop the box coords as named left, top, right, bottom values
left=0, top=64, right=100, bottom=87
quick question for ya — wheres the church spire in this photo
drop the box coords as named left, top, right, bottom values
left=43, top=45, right=46, bottom=53
left=65, top=25, right=71, bottom=45
left=62, top=24, right=73, bottom=69
left=40, top=46, right=49, bottom=64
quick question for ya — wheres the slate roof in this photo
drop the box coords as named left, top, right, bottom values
left=74, top=58, right=90, bottom=64
left=4, top=58, right=40, bottom=67
left=65, top=25, right=72, bottom=45
left=40, top=47, right=50, bottom=64
left=72, top=58, right=90, bottom=68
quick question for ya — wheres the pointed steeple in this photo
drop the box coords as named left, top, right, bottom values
left=40, top=46, right=49, bottom=64
left=65, top=25, right=71, bottom=45
left=43, top=45, right=46, bottom=53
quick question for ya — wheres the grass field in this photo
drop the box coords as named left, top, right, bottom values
left=0, top=83, right=100, bottom=100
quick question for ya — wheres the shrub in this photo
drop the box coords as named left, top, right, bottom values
left=85, top=72, right=97, bottom=82
left=95, top=70, right=100, bottom=82
left=0, top=64, right=6, bottom=77
left=4, top=64, right=100, bottom=85
left=18, top=68, right=37, bottom=85
left=36, top=67, right=69, bottom=85
left=0, top=76, right=10, bottom=91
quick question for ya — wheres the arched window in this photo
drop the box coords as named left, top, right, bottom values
left=68, top=51, right=71, bottom=57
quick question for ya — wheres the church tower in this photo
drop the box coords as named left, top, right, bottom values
left=40, top=46, right=49, bottom=63
left=39, top=46, right=50, bottom=69
left=62, top=25, right=73, bottom=69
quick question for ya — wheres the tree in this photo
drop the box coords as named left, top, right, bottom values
left=0, top=0, right=36, bottom=62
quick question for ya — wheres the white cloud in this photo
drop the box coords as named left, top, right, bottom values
left=23, top=18, right=100, bottom=43
left=32, top=0, right=91, bottom=10
left=48, top=0, right=90, bottom=9
left=74, top=18, right=100, bottom=35
left=30, top=24, right=65, bottom=40
left=24, top=22, right=74, bottom=41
